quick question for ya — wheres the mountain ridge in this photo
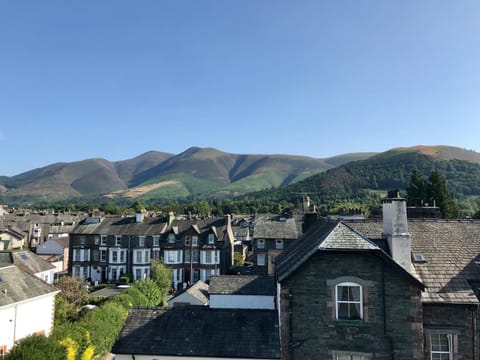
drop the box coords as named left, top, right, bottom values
left=1, top=145, right=479, bottom=206
left=0, top=147, right=374, bottom=204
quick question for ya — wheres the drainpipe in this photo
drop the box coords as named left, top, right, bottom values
left=472, top=305, right=477, bottom=360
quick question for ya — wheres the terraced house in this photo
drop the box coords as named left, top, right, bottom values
left=69, top=213, right=234, bottom=288
left=276, top=192, right=480, bottom=360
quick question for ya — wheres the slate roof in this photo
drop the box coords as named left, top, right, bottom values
left=209, top=275, right=276, bottom=296
left=253, top=214, right=301, bottom=239
left=10, top=250, right=56, bottom=274
left=0, top=265, right=59, bottom=308
left=71, top=215, right=230, bottom=240
left=71, top=216, right=167, bottom=235
left=348, top=219, right=480, bottom=304
left=275, top=220, right=423, bottom=288
left=112, top=306, right=281, bottom=359
left=169, top=280, right=209, bottom=305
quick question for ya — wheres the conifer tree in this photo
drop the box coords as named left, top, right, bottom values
left=406, top=169, right=428, bottom=206
left=427, top=169, right=459, bottom=219
left=406, top=169, right=459, bottom=219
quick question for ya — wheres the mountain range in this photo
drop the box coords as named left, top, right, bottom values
left=2, top=145, right=480, bottom=210
left=0, top=147, right=374, bottom=204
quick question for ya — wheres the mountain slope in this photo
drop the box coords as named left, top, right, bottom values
left=0, top=147, right=374, bottom=204
left=252, top=145, right=480, bottom=210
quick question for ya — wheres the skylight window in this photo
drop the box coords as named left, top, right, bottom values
left=412, top=252, right=426, bottom=263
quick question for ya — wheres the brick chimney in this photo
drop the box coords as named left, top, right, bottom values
left=382, top=190, right=411, bottom=271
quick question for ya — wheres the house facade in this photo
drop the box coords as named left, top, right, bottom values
left=69, top=213, right=234, bottom=288
left=251, top=213, right=301, bottom=275
left=276, top=193, right=480, bottom=360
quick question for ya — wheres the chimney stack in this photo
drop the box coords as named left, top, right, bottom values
left=382, top=190, right=411, bottom=271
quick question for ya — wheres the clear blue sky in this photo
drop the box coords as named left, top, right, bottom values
left=1, top=1, right=479, bottom=176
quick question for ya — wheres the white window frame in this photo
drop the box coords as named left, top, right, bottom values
left=94, top=236, right=100, bottom=245
left=115, top=235, right=122, bottom=246
left=192, top=236, right=198, bottom=247
left=430, top=333, right=453, bottom=360
left=139, top=236, right=145, bottom=247
left=335, top=282, right=363, bottom=321
left=257, top=253, right=266, bottom=266
left=275, top=239, right=284, bottom=249
left=101, top=235, right=107, bottom=245
left=208, top=233, right=215, bottom=244
left=153, top=235, right=160, bottom=247
left=164, top=250, right=182, bottom=264
left=257, top=239, right=265, bottom=249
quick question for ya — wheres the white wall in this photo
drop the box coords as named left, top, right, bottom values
left=0, top=293, right=57, bottom=352
left=209, top=294, right=275, bottom=310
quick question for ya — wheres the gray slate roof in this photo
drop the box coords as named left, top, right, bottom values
left=112, top=306, right=281, bottom=359
left=10, top=250, right=56, bottom=274
left=348, top=219, right=480, bottom=304
left=0, top=265, right=59, bottom=307
left=72, top=215, right=230, bottom=240
left=169, top=280, right=209, bottom=304
left=209, top=275, right=275, bottom=296
left=253, top=214, right=301, bottom=239
left=276, top=220, right=423, bottom=288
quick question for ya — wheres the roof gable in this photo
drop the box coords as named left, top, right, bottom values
left=276, top=220, right=422, bottom=288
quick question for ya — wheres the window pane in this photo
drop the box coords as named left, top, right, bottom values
left=350, top=286, right=360, bottom=301
left=338, top=303, right=349, bottom=319
left=339, top=286, right=350, bottom=301
left=349, top=303, right=361, bottom=319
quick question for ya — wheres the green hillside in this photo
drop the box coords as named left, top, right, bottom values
left=247, top=146, right=480, bottom=215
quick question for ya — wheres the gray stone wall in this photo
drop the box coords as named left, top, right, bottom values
left=423, top=304, right=480, bottom=360
left=281, top=251, right=423, bottom=360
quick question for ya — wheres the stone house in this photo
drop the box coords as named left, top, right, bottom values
left=276, top=193, right=480, bottom=360
left=68, top=214, right=235, bottom=288
left=251, top=213, right=302, bottom=275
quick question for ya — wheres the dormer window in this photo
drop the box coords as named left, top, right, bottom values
left=94, top=236, right=99, bottom=245
left=335, top=282, right=363, bottom=321
left=208, top=233, right=215, bottom=244
left=168, top=233, right=176, bottom=243
left=192, top=236, right=198, bottom=247
left=185, top=236, right=191, bottom=246
left=101, top=235, right=107, bottom=245
left=153, top=236, right=160, bottom=247
left=275, top=239, right=284, bottom=249
left=257, top=239, right=265, bottom=249
left=115, top=235, right=122, bottom=247
left=139, top=236, right=145, bottom=247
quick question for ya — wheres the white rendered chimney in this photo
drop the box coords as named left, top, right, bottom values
left=382, top=190, right=411, bottom=270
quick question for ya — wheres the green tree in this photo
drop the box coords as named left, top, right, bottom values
left=406, top=169, right=428, bottom=206
left=150, top=259, right=172, bottom=302
left=5, top=334, right=65, bottom=360
left=57, top=276, right=88, bottom=307
left=427, top=169, right=459, bottom=219
left=130, top=279, right=163, bottom=306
